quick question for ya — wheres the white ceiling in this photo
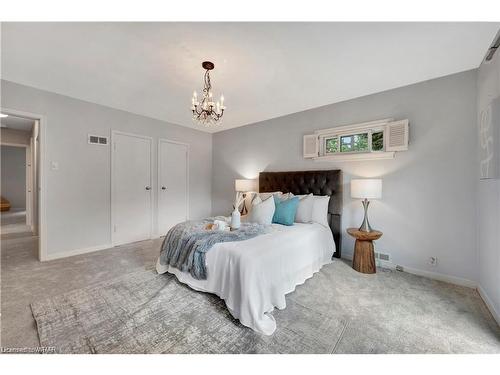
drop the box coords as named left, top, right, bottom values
left=1, top=22, right=499, bottom=133
left=0, top=115, right=34, bottom=131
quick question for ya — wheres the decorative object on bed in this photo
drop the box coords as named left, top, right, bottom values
left=347, top=228, right=383, bottom=274
left=158, top=218, right=269, bottom=280
left=259, top=169, right=343, bottom=258
left=190, top=61, right=226, bottom=127
left=235, top=179, right=257, bottom=215
left=248, top=195, right=275, bottom=225
left=311, top=195, right=330, bottom=227
left=292, top=193, right=314, bottom=223
left=205, top=219, right=230, bottom=231
left=272, top=195, right=299, bottom=226
left=258, top=191, right=282, bottom=201
left=231, top=188, right=247, bottom=229
left=231, top=208, right=241, bottom=229
left=350, top=178, right=382, bottom=232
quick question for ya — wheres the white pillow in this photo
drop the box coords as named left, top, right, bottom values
left=257, top=191, right=282, bottom=201
left=247, top=195, right=275, bottom=225
left=311, top=195, right=330, bottom=227
left=294, top=193, right=314, bottom=223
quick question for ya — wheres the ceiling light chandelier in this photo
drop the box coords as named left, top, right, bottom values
left=191, top=61, right=225, bottom=127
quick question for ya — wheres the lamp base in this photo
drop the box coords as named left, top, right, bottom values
left=358, top=198, right=374, bottom=232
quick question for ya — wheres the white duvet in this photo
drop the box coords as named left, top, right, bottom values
left=156, top=222, right=335, bottom=335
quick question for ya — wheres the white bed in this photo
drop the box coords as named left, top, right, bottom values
left=156, top=222, right=335, bottom=335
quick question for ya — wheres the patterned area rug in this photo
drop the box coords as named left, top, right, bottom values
left=31, top=269, right=347, bottom=353
left=30, top=261, right=500, bottom=354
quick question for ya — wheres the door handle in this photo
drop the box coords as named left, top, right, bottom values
left=145, top=186, right=151, bottom=191
left=161, top=186, right=167, bottom=190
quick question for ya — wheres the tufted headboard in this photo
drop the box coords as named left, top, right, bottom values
left=259, top=170, right=343, bottom=258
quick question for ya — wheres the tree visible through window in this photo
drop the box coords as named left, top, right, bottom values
left=372, top=131, right=384, bottom=151
left=325, top=137, right=338, bottom=153
left=340, top=133, right=368, bottom=152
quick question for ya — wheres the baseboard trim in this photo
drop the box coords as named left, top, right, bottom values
left=43, top=243, right=113, bottom=261
left=477, top=285, right=500, bottom=326
left=341, top=254, right=476, bottom=288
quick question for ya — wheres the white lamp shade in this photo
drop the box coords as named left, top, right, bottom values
left=351, top=179, right=382, bottom=199
left=235, top=179, right=257, bottom=192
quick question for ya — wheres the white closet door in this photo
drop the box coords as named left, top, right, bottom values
left=158, top=140, right=188, bottom=234
left=112, top=132, right=152, bottom=245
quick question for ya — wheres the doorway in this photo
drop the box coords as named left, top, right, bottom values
left=111, top=131, right=153, bottom=246
left=0, top=113, right=39, bottom=240
left=158, top=139, right=189, bottom=234
left=1, top=108, right=46, bottom=260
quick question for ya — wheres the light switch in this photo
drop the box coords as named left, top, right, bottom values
left=51, top=161, right=59, bottom=170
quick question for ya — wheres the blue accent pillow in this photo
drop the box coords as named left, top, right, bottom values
left=272, top=195, right=299, bottom=226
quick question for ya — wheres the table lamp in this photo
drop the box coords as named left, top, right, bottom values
left=351, top=179, right=382, bottom=232
left=235, top=179, right=257, bottom=215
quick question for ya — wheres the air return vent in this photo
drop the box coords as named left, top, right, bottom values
left=375, top=252, right=391, bottom=262
left=88, top=134, right=109, bottom=146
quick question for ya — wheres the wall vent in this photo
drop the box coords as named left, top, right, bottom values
left=88, top=134, right=109, bottom=146
left=375, top=252, right=390, bottom=262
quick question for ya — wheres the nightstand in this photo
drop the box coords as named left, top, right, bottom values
left=346, top=228, right=383, bottom=274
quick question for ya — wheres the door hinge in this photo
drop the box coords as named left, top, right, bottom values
left=113, top=142, right=117, bottom=151
left=113, top=225, right=117, bottom=233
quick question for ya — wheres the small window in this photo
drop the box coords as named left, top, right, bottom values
left=306, top=118, right=408, bottom=161
left=340, top=133, right=368, bottom=153
left=372, top=131, right=384, bottom=151
left=325, top=137, right=338, bottom=154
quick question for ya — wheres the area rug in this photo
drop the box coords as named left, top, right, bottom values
left=31, top=269, right=347, bottom=353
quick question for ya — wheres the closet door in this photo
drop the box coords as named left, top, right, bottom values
left=158, top=139, right=188, bottom=235
left=112, top=132, right=152, bottom=245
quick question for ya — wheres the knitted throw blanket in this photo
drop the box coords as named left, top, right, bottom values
left=158, top=218, right=269, bottom=280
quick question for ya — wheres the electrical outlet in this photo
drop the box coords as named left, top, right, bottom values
left=429, top=257, right=438, bottom=266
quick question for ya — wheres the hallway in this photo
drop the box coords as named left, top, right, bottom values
left=0, top=210, right=30, bottom=237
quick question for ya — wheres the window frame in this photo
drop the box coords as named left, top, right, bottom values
left=322, top=126, right=386, bottom=156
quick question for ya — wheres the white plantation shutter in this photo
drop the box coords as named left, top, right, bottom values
left=303, top=134, right=319, bottom=158
left=386, top=119, right=409, bottom=151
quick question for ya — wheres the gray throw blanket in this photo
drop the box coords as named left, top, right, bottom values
left=159, top=218, right=269, bottom=280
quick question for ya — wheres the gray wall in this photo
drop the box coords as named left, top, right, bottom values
left=213, top=70, right=478, bottom=283
left=1, top=145, right=26, bottom=209
left=1, top=80, right=212, bottom=257
left=477, top=47, right=500, bottom=321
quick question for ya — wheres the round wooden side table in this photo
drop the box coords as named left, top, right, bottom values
left=347, top=228, right=383, bottom=274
